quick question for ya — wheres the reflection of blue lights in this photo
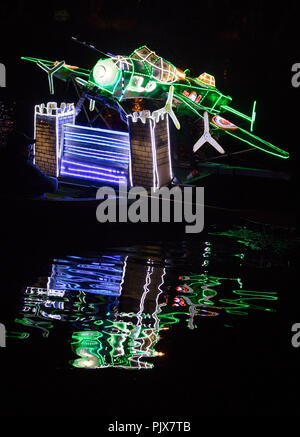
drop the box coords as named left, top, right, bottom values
left=60, top=124, right=130, bottom=185
left=49, top=255, right=125, bottom=296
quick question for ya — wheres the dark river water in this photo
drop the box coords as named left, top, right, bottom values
left=0, top=223, right=299, bottom=418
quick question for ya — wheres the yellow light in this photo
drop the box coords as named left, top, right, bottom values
left=176, top=68, right=186, bottom=81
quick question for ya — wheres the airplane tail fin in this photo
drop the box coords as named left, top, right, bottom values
left=250, top=100, right=256, bottom=132
left=221, top=100, right=257, bottom=132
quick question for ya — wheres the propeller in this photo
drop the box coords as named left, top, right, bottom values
left=36, top=60, right=65, bottom=94
left=152, top=85, right=180, bottom=129
left=193, top=111, right=225, bottom=154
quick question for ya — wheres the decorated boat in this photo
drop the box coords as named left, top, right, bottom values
left=0, top=41, right=294, bottom=250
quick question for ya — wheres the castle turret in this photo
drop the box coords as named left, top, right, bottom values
left=127, top=110, right=173, bottom=189
left=34, top=102, right=75, bottom=177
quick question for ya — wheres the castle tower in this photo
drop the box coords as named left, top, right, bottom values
left=127, top=111, right=173, bottom=189
left=34, top=102, right=75, bottom=177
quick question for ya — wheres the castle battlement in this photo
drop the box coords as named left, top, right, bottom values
left=34, top=101, right=75, bottom=116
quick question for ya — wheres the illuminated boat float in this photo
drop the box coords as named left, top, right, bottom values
left=8, top=43, right=292, bottom=239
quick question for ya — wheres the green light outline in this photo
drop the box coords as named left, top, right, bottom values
left=174, top=92, right=289, bottom=159
left=224, top=127, right=289, bottom=159
left=250, top=100, right=256, bottom=132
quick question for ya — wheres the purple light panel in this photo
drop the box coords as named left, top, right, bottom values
left=60, top=124, right=130, bottom=184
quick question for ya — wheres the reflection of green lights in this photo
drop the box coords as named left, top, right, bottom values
left=158, top=313, right=181, bottom=326
left=72, top=331, right=102, bottom=341
left=7, top=331, right=30, bottom=339
left=94, top=320, right=104, bottom=326
left=70, top=322, right=161, bottom=370
left=177, top=274, right=278, bottom=317
left=12, top=256, right=279, bottom=373
left=219, top=289, right=277, bottom=313
left=14, top=317, right=53, bottom=338
left=15, top=318, right=33, bottom=325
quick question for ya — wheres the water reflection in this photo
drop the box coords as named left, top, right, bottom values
left=10, top=238, right=278, bottom=370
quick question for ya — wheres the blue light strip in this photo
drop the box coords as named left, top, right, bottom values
left=64, top=134, right=130, bottom=150
left=61, top=170, right=126, bottom=184
left=60, top=124, right=130, bottom=184
left=61, top=159, right=127, bottom=184
left=61, top=164, right=125, bottom=180
left=65, top=127, right=130, bottom=146
left=64, top=150, right=128, bottom=164
left=64, top=123, right=129, bottom=137
left=62, top=159, right=126, bottom=174
left=61, top=166, right=123, bottom=180
left=66, top=129, right=129, bottom=144
left=65, top=145, right=129, bottom=161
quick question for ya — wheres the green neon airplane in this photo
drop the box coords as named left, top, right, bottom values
left=22, top=44, right=289, bottom=159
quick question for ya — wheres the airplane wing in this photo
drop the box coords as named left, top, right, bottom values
left=222, top=126, right=289, bottom=159
left=173, top=91, right=289, bottom=159
left=21, top=57, right=90, bottom=94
